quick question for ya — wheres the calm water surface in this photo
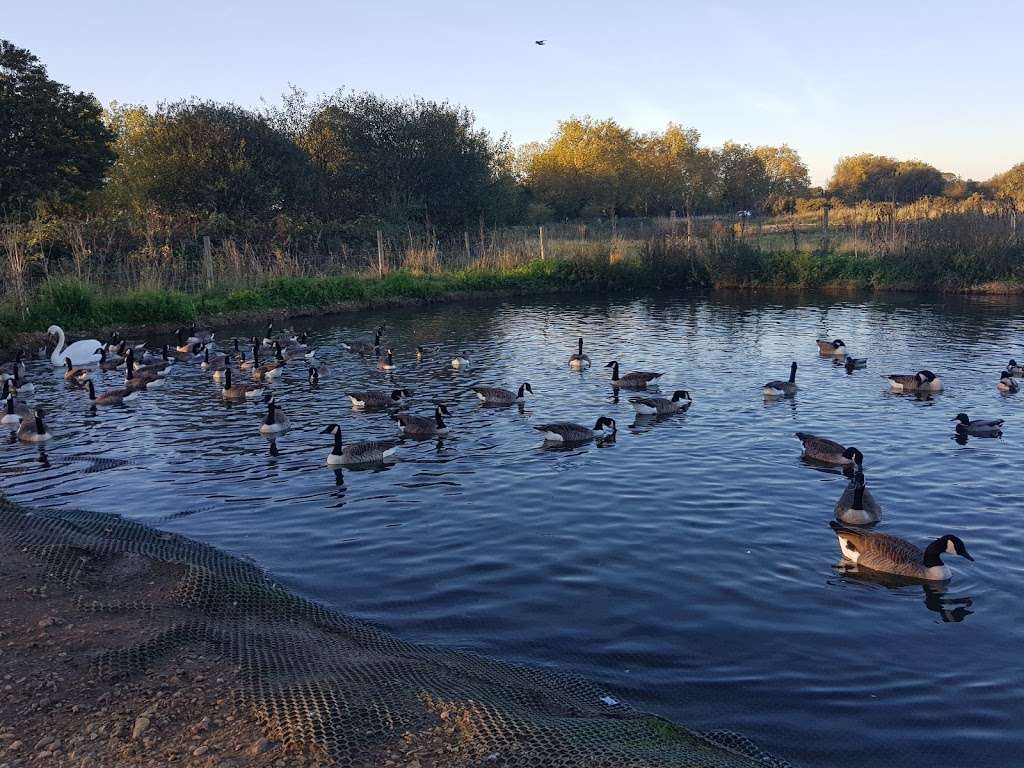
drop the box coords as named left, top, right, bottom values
left=4, top=291, right=1023, bottom=767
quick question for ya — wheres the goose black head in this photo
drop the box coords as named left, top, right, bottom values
left=604, top=361, right=618, bottom=368
left=1000, top=370, right=1013, bottom=379
left=917, top=370, right=937, bottom=383
left=671, top=390, right=691, bottom=402
left=308, top=367, right=319, bottom=383
left=436, top=404, right=451, bottom=416
left=593, top=416, right=617, bottom=433
left=390, top=389, right=410, bottom=401
left=832, top=339, right=845, bottom=348
left=924, top=535, right=974, bottom=566
left=321, top=424, right=341, bottom=435
left=1010, top=359, right=1019, bottom=367
left=952, top=413, right=970, bottom=425
left=842, top=446, right=864, bottom=466
left=518, top=382, right=534, bottom=397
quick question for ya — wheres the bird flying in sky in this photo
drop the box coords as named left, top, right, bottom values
left=535, top=40, right=546, bottom=45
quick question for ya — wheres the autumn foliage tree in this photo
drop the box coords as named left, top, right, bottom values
left=829, top=153, right=944, bottom=204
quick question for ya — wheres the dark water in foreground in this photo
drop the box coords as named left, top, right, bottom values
left=4, top=291, right=1023, bottom=767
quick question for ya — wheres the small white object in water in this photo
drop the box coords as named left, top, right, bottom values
left=600, top=695, right=619, bottom=706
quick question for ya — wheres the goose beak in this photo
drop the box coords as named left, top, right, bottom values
left=320, top=425, right=335, bottom=434
left=962, top=551, right=975, bottom=562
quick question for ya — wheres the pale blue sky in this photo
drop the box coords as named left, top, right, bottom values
left=6, top=0, right=1021, bottom=185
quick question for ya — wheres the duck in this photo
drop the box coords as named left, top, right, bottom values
left=342, top=327, right=383, bottom=356
left=85, top=379, right=138, bottom=406
left=258, top=396, right=290, bottom=435
left=763, top=362, right=798, bottom=397
left=47, top=326, right=101, bottom=367
left=816, top=338, right=847, bottom=356
left=347, top=389, right=412, bottom=410
left=63, top=358, right=92, bottom=386
left=321, top=423, right=399, bottom=465
left=885, top=370, right=943, bottom=392
left=17, top=408, right=52, bottom=443
left=997, top=370, right=1019, bottom=393
left=222, top=368, right=264, bottom=402
left=308, top=361, right=330, bottom=384
left=2, top=393, right=31, bottom=426
left=829, top=521, right=973, bottom=581
left=844, top=357, right=867, bottom=372
left=952, top=413, right=1003, bottom=437
left=794, top=433, right=863, bottom=466
left=533, top=417, right=616, bottom=443
left=451, top=354, right=470, bottom=369
left=628, top=390, right=693, bottom=415
left=0, top=351, right=26, bottom=382
left=604, top=361, right=663, bottom=389
left=1007, top=359, right=1024, bottom=377
left=377, top=348, right=397, bottom=371
left=834, top=471, right=881, bottom=526
left=473, top=383, right=533, bottom=405
left=395, top=405, right=450, bottom=436
left=568, top=338, right=591, bottom=369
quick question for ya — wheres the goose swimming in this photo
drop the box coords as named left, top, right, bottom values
left=533, top=416, right=616, bottom=443
left=348, top=389, right=411, bottom=409
left=17, top=408, right=52, bottom=443
left=628, top=390, right=692, bottom=415
left=763, top=362, right=798, bottom=397
left=85, top=379, right=139, bottom=406
left=377, top=348, right=397, bottom=371
left=63, top=358, right=91, bottom=386
left=396, top=405, right=450, bottom=436
left=2, top=393, right=31, bottom=426
left=834, top=471, right=881, bottom=526
left=258, top=396, right=290, bottom=434
left=568, top=338, right=591, bottom=369
left=794, top=433, right=863, bottom=467
left=816, top=338, right=847, bottom=356
left=997, top=370, right=1019, bottom=393
left=0, top=351, right=25, bottom=382
left=844, top=357, right=867, bottom=372
left=342, top=327, right=383, bottom=356
left=604, top=361, right=662, bottom=389
left=952, top=413, right=1003, bottom=437
left=885, top=370, right=943, bottom=393
left=47, top=326, right=101, bottom=367
left=321, top=423, right=399, bottom=465
left=473, top=383, right=533, bottom=405
left=222, top=368, right=264, bottom=402
left=829, top=521, right=973, bottom=581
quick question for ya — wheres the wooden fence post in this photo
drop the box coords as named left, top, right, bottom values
left=377, top=230, right=384, bottom=277
left=539, top=226, right=545, bottom=260
left=203, top=236, right=214, bottom=289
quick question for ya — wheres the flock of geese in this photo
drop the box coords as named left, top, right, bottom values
left=2, top=324, right=1014, bottom=586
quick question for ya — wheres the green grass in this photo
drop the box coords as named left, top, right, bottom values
left=2, top=240, right=1023, bottom=345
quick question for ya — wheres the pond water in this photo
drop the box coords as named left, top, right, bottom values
left=4, top=291, right=1023, bottom=767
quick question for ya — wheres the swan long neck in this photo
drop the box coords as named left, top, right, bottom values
left=51, top=327, right=66, bottom=360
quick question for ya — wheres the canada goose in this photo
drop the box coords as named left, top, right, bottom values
left=763, top=362, right=798, bottom=397
left=997, top=370, right=1019, bottom=393
left=201, top=348, right=227, bottom=370
left=47, top=326, right=101, bottom=366
left=141, top=347, right=171, bottom=366
left=229, top=338, right=245, bottom=363
left=844, top=357, right=867, bottom=371
left=816, top=338, right=847, bottom=356
left=473, top=383, right=533, bottom=405
left=2, top=394, right=31, bottom=426
left=129, top=349, right=171, bottom=379
left=124, top=363, right=165, bottom=392
left=174, top=328, right=197, bottom=353
left=321, top=423, right=399, bottom=465
left=451, top=354, right=470, bottom=369
left=952, top=413, right=1003, bottom=437
left=240, top=349, right=256, bottom=370
left=308, top=361, right=330, bottom=384
left=885, top=370, right=943, bottom=392
left=96, top=347, right=123, bottom=371
left=395, top=404, right=450, bottom=436
left=63, top=358, right=91, bottom=386
left=253, top=350, right=285, bottom=381
left=186, top=322, right=214, bottom=345
left=568, top=338, right=591, bottom=369
left=85, top=379, right=138, bottom=406
left=533, top=416, right=616, bottom=443
left=275, top=339, right=315, bottom=363
left=1007, top=359, right=1024, bottom=377
left=169, top=343, right=201, bottom=362
left=348, top=389, right=411, bottom=409
left=0, top=350, right=25, bottom=381
left=628, top=390, right=692, bottom=415
left=17, top=408, right=52, bottom=443
left=604, top=361, right=663, bottom=389
left=377, top=348, right=397, bottom=371
left=10, top=368, right=34, bottom=397
left=794, top=433, right=863, bottom=466
left=222, top=368, right=264, bottom=402
left=834, top=471, right=881, bottom=526
left=342, top=327, right=383, bottom=356
left=829, top=521, right=973, bottom=581
left=259, top=396, right=290, bottom=434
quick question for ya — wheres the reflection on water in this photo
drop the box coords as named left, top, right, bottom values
left=4, top=290, right=1024, bottom=768
left=833, top=561, right=975, bottom=623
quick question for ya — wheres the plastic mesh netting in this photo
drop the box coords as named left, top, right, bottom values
left=0, top=496, right=791, bottom=767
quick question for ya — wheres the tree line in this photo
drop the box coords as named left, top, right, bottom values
left=3, top=38, right=1023, bottom=243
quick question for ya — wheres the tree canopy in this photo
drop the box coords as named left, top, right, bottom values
left=0, top=39, right=114, bottom=216
left=829, top=153, right=945, bottom=204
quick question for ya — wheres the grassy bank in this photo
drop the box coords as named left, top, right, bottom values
left=3, top=238, right=1023, bottom=349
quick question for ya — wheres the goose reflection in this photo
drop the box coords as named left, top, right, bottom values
left=833, top=562, right=974, bottom=622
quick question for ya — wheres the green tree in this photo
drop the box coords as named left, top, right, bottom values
left=754, top=144, right=810, bottom=213
left=829, top=153, right=944, bottom=203
left=0, top=39, right=114, bottom=216
left=635, top=124, right=720, bottom=216
left=717, top=142, right=769, bottom=213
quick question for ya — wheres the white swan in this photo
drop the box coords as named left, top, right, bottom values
left=48, top=325, right=102, bottom=367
